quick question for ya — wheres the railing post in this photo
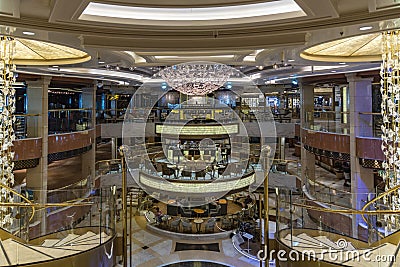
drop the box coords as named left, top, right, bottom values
left=119, top=146, right=128, bottom=267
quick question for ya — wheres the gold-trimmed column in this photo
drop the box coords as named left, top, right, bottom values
left=26, top=77, right=51, bottom=236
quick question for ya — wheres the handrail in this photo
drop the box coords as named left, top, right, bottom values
left=0, top=183, right=35, bottom=223
left=307, top=177, right=350, bottom=195
left=359, top=112, right=382, bottom=115
left=13, top=113, right=40, bottom=117
left=289, top=201, right=400, bottom=215
left=361, top=184, right=400, bottom=231
left=48, top=108, right=91, bottom=112
left=47, top=175, right=89, bottom=193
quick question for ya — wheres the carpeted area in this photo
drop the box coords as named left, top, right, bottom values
left=175, top=242, right=220, bottom=252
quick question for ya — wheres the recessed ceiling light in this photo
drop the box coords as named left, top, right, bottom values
left=98, top=61, right=105, bottom=64
left=52, top=65, right=59, bottom=68
left=288, top=59, right=295, bottom=62
left=22, top=31, right=35, bottom=36
left=359, top=26, right=373, bottom=31
left=81, top=1, right=305, bottom=22
left=339, top=62, right=346, bottom=65
left=331, top=70, right=337, bottom=73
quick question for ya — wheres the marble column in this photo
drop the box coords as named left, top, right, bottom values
left=25, top=77, right=51, bottom=235
left=300, top=83, right=315, bottom=186
left=346, top=74, right=375, bottom=238
left=81, top=84, right=96, bottom=186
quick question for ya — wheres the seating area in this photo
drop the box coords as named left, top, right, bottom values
left=141, top=156, right=253, bottom=181
left=153, top=215, right=234, bottom=234
left=144, top=196, right=248, bottom=234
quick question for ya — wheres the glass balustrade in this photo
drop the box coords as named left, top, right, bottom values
left=304, top=111, right=350, bottom=134
left=97, top=105, right=294, bottom=124
left=48, top=108, right=93, bottom=134
left=276, top=187, right=399, bottom=246
left=357, top=112, right=382, bottom=138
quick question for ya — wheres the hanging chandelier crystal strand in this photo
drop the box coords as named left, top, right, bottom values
left=380, top=30, right=400, bottom=231
left=0, top=35, right=16, bottom=227
left=160, top=62, right=233, bottom=95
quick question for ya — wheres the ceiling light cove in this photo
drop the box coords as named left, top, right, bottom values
left=154, top=55, right=234, bottom=60
left=80, top=0, right=306, bottom=25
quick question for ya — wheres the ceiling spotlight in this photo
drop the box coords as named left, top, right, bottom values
left=129, top=66, right=135, bottom=71
left=115, top=65, right=120, bottom=70
left=22, top=31, right=35, bottom=36
left=273, top=63, right=278, bottom=69
left=359, top=26, right=373, bottom=31
left=257, top=65, right=264, bottom=70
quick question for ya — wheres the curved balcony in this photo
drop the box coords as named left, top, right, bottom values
left=48, top=129, right=95, bottom=154
left=301, top=129, right=350, bottom=154
left=13, top=138, right=42, bottom=161
left=138, top=166, right=255, bottom=198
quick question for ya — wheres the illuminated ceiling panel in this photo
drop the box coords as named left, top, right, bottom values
left=79, top=0, right=305, bottom=25
left=11, top=37, right=91, bottom=65
left=300, top=32, right=387, bottom=62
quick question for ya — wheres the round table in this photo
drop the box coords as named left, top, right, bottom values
left=193, top=208, right=205, bottom=218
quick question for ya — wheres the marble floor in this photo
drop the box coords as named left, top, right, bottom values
left=115, top=209, right=270, bottom=267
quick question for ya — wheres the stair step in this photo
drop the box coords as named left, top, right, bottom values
left=57, top=244, right=98, bottom=251
left=29, top=245, right=79, bottom=258
left=296, top=233, right=331, bottom=248
left=2, top=239, right=52, bottom=265
left=0, top=240, right=10, bottom=266
left=41, top=239, right=61, bottom=247
left=314, top=236, right=343, bottom=249
left=282, top=235, right=322, bottom=248
left=61, top=231, right=96, bottom=245
left=54, top=234, right=80, bottom=246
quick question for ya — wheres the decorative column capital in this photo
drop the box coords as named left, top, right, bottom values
left=345, top=74, right=374, bottom=83
left=25, top=76, right=52, bottom=88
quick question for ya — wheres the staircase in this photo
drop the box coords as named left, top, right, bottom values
left=281, top=233, right=400, bottom=266
left=0, top=231, right=111, bottom=265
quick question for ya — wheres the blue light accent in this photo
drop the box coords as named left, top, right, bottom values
left=101, top=94, right=106, bottom=110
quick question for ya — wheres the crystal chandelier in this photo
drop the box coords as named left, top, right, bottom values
left=160, top=62, right=232, bottom=95
left=0, top=35, right=16, bottom=227
left=380, top=30, right=400, bottom=231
